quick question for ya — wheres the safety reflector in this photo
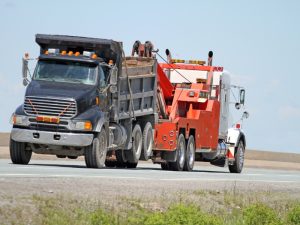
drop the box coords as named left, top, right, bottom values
left=227, top=147, right=235, bottom=159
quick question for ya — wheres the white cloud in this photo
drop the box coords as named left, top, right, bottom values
left=278, top=105, right=300, bottom=119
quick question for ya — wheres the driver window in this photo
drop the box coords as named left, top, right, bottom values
left=98, top=66, right=106, bottom=88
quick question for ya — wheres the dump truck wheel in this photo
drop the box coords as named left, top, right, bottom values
left=125, top=124, right=142, bottom=164
left=116, top=150, right=127, bottom=168
left=229, top=141, right=245, bottom=173
left=183, top=135, right=195, bottom=171
left=105, top=160, right=116, bottom=167
left=126, top=162, right=138, bottom=168
left=140, top=122, right=153, bottom=161
left=84, top=128, right=107, bottom=168
left=169, top=134, right=186, bottom=171
left=10, top=138, right=32, bottom=164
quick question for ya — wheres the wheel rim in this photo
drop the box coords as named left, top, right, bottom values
left=146, top=129, right=153, bottom=156
left=134, top=128, right=142, bottom=158
left=178, top=139, right=185, bottom=167
left=188, top=141, right=195, bottom=168
left=238, top=143, right=244, bottom=168
left=98, top=132, right=106, bottom=159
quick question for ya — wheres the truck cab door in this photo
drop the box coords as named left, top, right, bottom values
left=97, top=66, right=108, bottom=111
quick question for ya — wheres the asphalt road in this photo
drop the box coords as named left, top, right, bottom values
left=1, top=159, right=299, bottom=184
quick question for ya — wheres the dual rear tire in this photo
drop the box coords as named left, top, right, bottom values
left=161, top=134, right=195, bottom=172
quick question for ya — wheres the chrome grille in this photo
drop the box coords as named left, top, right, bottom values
left=24, top=96, right=77, bottom=118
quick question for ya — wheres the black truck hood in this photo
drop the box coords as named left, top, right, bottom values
left=25, top=80, right=97, bottom=114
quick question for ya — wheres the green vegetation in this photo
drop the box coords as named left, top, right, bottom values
left=1, top=191, right=300, bottom=225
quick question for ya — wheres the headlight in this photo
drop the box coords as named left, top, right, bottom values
left=10, top=114, right=29, bottom=126
left=73, top=121, right=93, bottom=131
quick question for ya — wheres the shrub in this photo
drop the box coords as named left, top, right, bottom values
left=287, top=204, right=300, bottom=225
left=243, top=203, right=283, bottom=225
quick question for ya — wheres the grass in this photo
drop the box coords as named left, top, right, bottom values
left=0, top=191, right=300, bottom=225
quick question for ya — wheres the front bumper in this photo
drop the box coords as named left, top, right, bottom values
left=11, top=128, right=93, bottom=147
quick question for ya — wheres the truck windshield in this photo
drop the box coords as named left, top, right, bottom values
left=33, top=60, right=97, bottom=85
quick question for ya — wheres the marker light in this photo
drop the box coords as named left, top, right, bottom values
left=91, top=54, right=97, bottom=59
left=74, top=121, right=93, bottom=131
left=75, top=52, right=80, bottom=56
left=36, top=116, right=60, bottom=124
left=11, top=114, right=29, bottom=126
left=235, top=123, right=241, bottom=129
left=83, top=51, right=94, bottom=57
left=61, top=50, right=67, bottom=55
left=48, top=48, right=59, bottom=54
left=68, top=51, right=73, bottom=56
left=171, top=59, right=206, bottom=65
left=108, top=60, right=114, bottom=65
left=44, top=50, right=49, bottom=55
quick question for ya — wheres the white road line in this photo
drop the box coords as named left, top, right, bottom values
left=0, top=173, right=41, bottom=176
left=0, top=173, right=299, bottom=183
left=160, top=178, right=300, bottom=183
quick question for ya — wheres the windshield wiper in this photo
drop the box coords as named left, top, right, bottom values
left=36, top=78, right=57, bottom=82
left=68, top=79, right=85, bottom=84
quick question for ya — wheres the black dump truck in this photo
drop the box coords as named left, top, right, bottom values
left=10, top=34, right=157, bottom=168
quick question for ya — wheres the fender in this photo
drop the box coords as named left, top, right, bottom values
left=226, top=127, right=246, bottom=148
left=74, top=106, right=106, bottom=132
left=94, top=111, right=107, bottom=132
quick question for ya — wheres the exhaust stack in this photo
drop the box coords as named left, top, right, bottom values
left=208, top=51, right=213, bottom=66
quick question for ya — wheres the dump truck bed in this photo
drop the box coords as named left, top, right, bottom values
left=117, top=57, right=157, bottom=120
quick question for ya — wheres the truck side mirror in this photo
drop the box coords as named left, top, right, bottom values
left=22, top=57, right=29, bottom=86
left=242, top=111, right=249, bottom=119
left=240, top=89, right=245, bottom=105
left=109, top=66, right=118, bottom=86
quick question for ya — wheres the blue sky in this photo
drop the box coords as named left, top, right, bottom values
left=0, top=0, right=299, bottom=153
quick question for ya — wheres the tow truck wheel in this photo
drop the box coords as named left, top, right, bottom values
left=84, top=128, right=107, bottom=168
left=183, top=135, right=195, bottom=171
left=124, top=124, right=142, bottom=165
left=169, top=134, right=186, bottom=171
left=116, top=150, right=127, bottom=168
left=229, top=140, right=245, bottom=173
left=161, top=162, right=170, bottom=170
left=140, top=122, right=153, bottom=161
left=10, top=138, right=32, bottom=164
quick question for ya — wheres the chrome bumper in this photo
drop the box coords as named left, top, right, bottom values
left=11, top=128, right=93, bottom=147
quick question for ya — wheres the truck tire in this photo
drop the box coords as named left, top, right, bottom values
left=229, top=140, right=245, bottom=173
left=84, top=128, right=107, bottom=168
left=140, top=122, right=153, bottom=161
left=105, top=160, right=116, bottom=168
left=183, top=135, right=195, bottom=171
left=126, top=162, right=138, bottom=168
left=116, top=150, right=127, bottom=168
left=169, top=134, right=186, bottom=171
left=10, top=138, right=32, bottom=164
left=124, top=124, right=142, bottom=164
